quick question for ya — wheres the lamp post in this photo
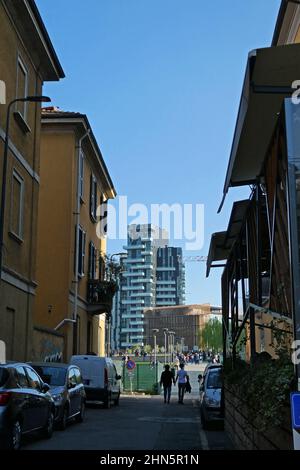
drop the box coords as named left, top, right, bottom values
left=0, top=95, right=51, bottom=276
left=163, top=328, right=168, bottom=364
left=103, top=252, right=125, bottom=356
left=152, top=329, right=159, bottom=365
left=168, top=331, right=175, bottom=362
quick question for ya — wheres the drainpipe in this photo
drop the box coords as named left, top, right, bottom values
left=74, top=130, right=90, bottom=323
left=54, top=129, right=90, bottom=341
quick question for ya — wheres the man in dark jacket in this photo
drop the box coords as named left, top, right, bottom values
left=160, top=364, right=175, bottom=404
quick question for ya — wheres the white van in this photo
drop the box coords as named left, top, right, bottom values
left=70, top=356, right=121, bottom=408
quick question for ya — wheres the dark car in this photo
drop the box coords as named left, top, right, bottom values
left=198, top=364, right=224, bottom=429
left=30, top=363, right=86, bottom=430
left=0, top=363, right=55, bottom=450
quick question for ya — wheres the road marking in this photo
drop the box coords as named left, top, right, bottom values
left=138, top=416, right=201, bottom=424
left=193, top=399, right=210, bottom=450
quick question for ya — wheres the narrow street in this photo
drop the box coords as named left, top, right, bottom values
left=22, top=366, right=233, bottom=451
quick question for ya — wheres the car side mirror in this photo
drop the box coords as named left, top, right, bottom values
left=116, top=375, right=122, bottom=380
left=198, top=374, right=202, bottom=382
left=42, top=383, right=50, bottom=393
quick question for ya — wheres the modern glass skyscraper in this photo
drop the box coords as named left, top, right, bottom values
left=114, top=224, right=185, bottom=349
left=119, top=224, right=168, bottom=348
left=156, top=247, right=185, bottom=306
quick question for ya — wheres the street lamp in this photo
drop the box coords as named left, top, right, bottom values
left=0, top=95, right=51, bottom=275
left=163, top=328, right=168, bottom=364
left=181, top=337, right=185, bottom=354
left=168, top=331, right=175, bottom=362
left=103, top=252, right=125, bottom=355
left=152, top=329, right=159, bottom=365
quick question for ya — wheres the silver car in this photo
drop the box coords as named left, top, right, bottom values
left=198, top=364, right=224, bottom=429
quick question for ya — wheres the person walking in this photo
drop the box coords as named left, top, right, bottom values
left=160, top=364, right=175, bottom=404
left=175, top=363, right=189, bottom=404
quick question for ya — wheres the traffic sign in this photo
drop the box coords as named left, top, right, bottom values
left=126, top=359, right=136, bottom=370
left=291, top=392, right=300, bottom=429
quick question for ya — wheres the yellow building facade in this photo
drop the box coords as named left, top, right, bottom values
left=33, top=108, right=116, bottom=361
left=0, top=0, right=64, bottom=361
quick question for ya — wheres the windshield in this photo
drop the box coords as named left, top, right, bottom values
left=0, top=367, right=9, bottom=387
left=206, top=369, right=222, bottom=389
left=32, top=366, right=66, bottom=386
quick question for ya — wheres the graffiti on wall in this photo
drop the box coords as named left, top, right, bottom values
left=32, top=328, right=64, bottom=362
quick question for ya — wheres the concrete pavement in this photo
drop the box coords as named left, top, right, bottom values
left=22, top=366, right=233, bottom=450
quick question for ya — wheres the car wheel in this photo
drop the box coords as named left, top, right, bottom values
left=114, top=393, right=120, bottom=406
left=43, top=410, right=54, bottom=439
left=6, top=419, right=22, bottom=450
left=58, top=406, right=68, bottom=430
left=76, top=400, right=85, bottom=423
left=103, top=392, right=111, bottom=409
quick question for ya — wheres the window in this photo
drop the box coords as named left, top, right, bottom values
left=99, top=195, right=108, bottom=236
left=90, top=174, right=97, bottom=221
left=16, top=55, right=28, bottom=119
left=89, top=241, right=96, bottom=279
left=15, top=366, right=29, bottom=388
left=25, top=367, right=42, bottom=391
left=77, top=226, right=86, bottom=277
left=32, top=366, right=66, bottom=387
left=79, top=151, right=84, bottom=201
left=10, top=170, right=24, bottom=240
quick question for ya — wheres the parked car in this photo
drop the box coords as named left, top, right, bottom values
left=0, top=363, right=55, bottom=450
left=30, top=363, right=86, bottom=430
left=70, top=355, right=121, bottom=408
left=198, top=364, right=224, bottom=429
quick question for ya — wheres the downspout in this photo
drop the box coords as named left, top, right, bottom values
left=54, top=129, right=90, bottom=337
left=73, top=129, right=90, bottom=322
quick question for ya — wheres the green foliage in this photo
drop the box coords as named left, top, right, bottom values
left=224, top=355, right=295, bottom=431
left=200, top=317, right=223, bottom=351
left=143, top=345, right=152, bottom=354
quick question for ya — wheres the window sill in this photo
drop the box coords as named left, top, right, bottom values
left=9, top=231, right=24, bottom=245
left=13, top=111, right=31, bottom=134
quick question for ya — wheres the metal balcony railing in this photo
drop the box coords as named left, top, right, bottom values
left=87, top=279, right=118, bottom=315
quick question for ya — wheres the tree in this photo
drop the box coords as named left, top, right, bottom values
left=200, top=318, right=222, bottom=352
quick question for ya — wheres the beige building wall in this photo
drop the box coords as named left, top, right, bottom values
left=34, top=114, right=115, bottom=361
left=0, top=1, right=63, bottom=361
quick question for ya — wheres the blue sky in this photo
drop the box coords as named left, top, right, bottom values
left=36, top=0, right=281, bottom=306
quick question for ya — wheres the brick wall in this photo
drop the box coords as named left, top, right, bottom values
left=225, top=386, right=293, bottom=450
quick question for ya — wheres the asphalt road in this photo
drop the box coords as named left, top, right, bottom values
left=22, top=366, right=233, bottom=451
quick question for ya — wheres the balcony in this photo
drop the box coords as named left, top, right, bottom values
left=87, top=279, right=118, bottom=315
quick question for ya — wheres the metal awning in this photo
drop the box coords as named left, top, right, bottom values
left=207, top=200, right=250, bottom=277
left=224, top=200, right=250, bottom=248
left=206, top=232, right=228, bottom=278
left=219, top=42, right=300, bottom=212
